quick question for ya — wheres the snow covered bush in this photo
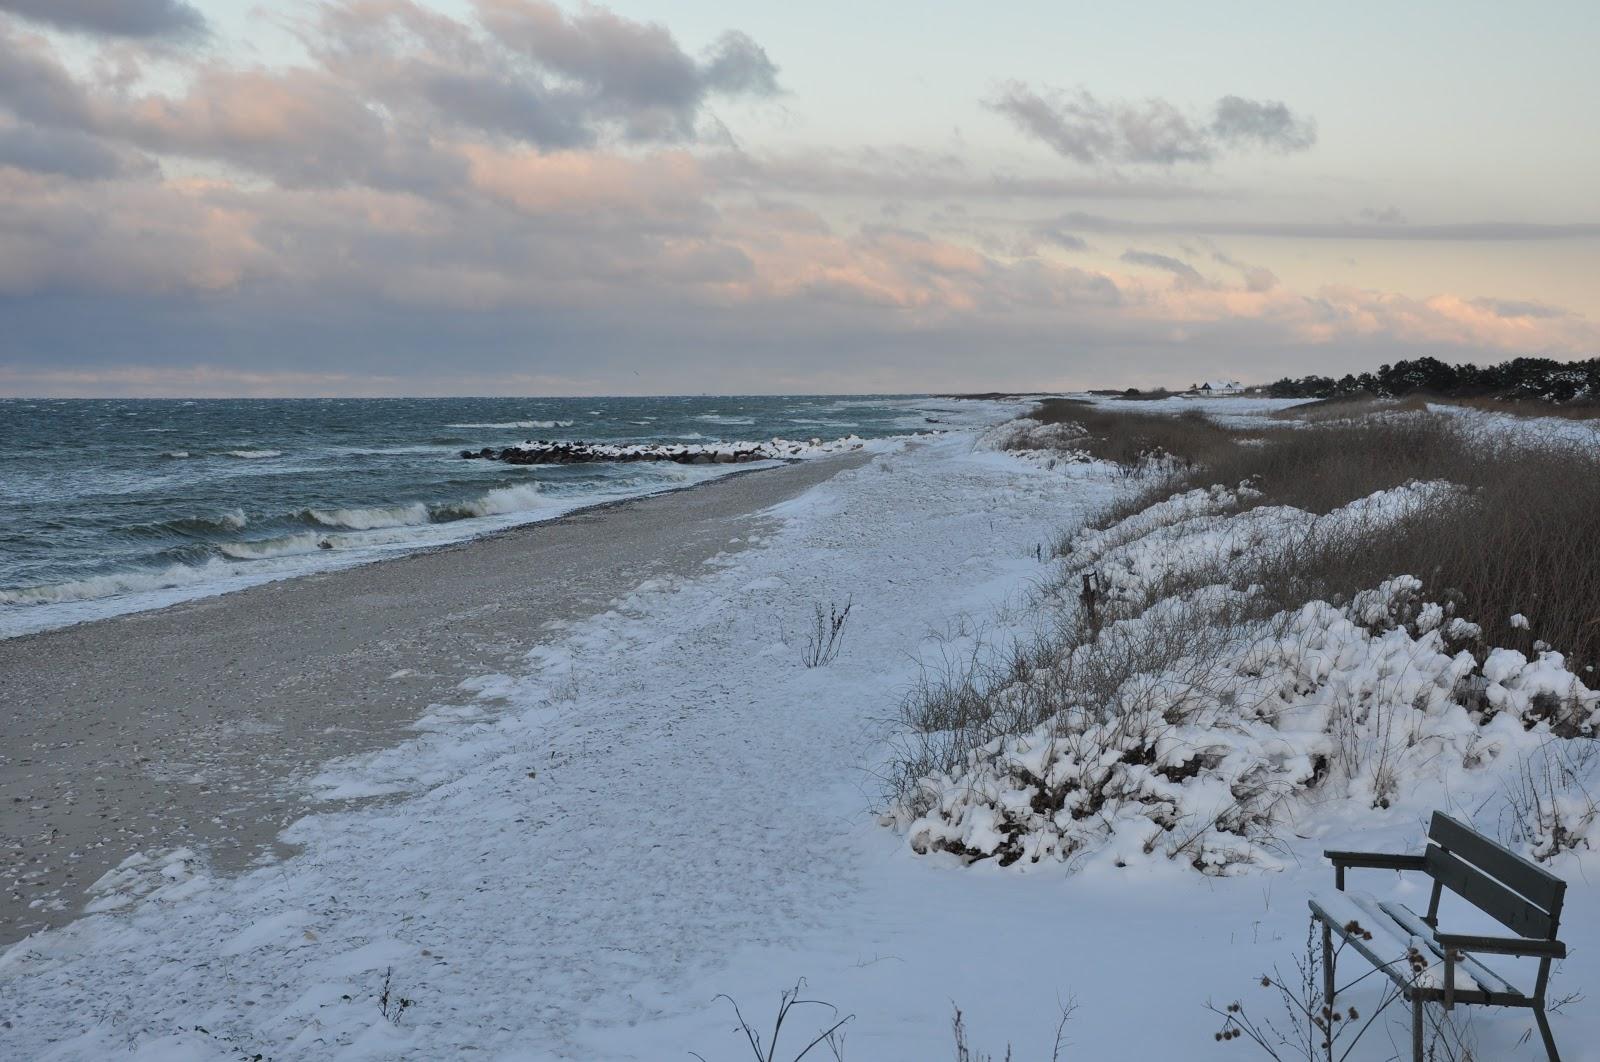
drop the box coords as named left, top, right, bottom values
left=1502, top=741, right=1600, bottom=863
left=979, top=416, right=1093, bottom=458
left=888, top=469, right=1600, bottom=875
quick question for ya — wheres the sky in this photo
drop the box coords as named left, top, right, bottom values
left=0, top=0, right=1596, bottom=396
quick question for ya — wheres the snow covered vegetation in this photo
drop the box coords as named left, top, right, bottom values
left=892, top=399, right=1600, bottom=880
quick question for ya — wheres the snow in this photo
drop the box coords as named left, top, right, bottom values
left=1427, top=402, right=1600, bottom=450
left=4, top=413, right=1599, bottom=1061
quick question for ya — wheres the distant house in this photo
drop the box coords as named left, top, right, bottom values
left=1197, top=380, right=1243, bottom=394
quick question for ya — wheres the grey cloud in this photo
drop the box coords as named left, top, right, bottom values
left=986, top=84, right=1206, bottom=165
left=700, top=32, right=779, bottom=97
left=1469, top=296, right=1570, bottom=319
left=421, top=73, right=591, bottom=149
left=1359, top=206, right=1407, bottom=225
left=1049, top=212, right=1600, bottom=241
left=705, top=148, right=1219, bottom=202
left=1210, top=95, right=1316, bottom=152
left=1034, top=225, right=1086, bottom=251
left=987, top=83, right=1315, bottom=165
left=0, top=27, right=96, bottom=128
left=0, top=123, right=151, bottom=179
left=467, top=0, right=777, bottom=142
left=0, top=2, right=781, bottom=190
left=1120, top=249, right=1206, bottom=285
left=0, top=0, right=205, bottom=39
left=1210, top=249, right=1277, bottom=292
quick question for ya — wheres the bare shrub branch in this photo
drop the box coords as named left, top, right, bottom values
left=802, top=598, right=853, bottom=668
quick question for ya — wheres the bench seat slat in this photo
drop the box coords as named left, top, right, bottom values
left=1310, top=890, right=1537, bottom=1003
left=1377, top=901, right=1522, bottom=999
left=1309, top=890, right=1485, bottom=994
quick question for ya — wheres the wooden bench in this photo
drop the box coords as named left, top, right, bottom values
left=1310, top=811, right=1568, bottom=1061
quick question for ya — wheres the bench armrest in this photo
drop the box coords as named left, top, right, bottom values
left=1436, top=934, right=1567, bottom=959
left=1324, top=850, right=1428, bottom=870
left=1324, top=850, right=1427, bottom=888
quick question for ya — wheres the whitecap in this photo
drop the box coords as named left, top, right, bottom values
left=436, top=483, right=548, bottom=519
left=446, top=420, right=574, bottom=430
left=0, top=561, right=232, bottom=605
left=224, top=449, right=283, bottom=459
left=305, top=502, right=430, bottom=530
left=219, top=533, right=327, bottom=560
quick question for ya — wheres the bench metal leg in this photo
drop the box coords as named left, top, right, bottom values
left=1321, top=921, right=1334, bottom=1007
left=1534, top=1007, right=1560, bottom=1062
left=1411, top=993, right=1424, bottom=1062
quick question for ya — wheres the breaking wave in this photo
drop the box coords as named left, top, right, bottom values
left=0, top=560, right=232, bottom=605
left=219, top=533, right=327, bottom=560
left=305, top=502, right=430, bottom=530
left=436, top=482, right=547, bottom=519
left=224, top=449, right=282, bottom=459
left=447, top=420, right=574, bottom=430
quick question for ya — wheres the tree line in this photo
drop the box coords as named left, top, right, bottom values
left=1263, top=356, right=1600, bottom=402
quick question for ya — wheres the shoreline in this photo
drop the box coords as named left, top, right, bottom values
left=0, top=451, right=871, bottom=944
left=0, top=455, right=844, bottom=642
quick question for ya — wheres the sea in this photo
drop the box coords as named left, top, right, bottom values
left=0, top=395, right=1005, bottom=638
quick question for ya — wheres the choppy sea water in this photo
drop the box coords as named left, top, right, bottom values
left=0, top=395, right=1003, bottom=637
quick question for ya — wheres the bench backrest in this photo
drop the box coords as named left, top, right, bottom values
left=1426, top=811, right=1565, bottom=940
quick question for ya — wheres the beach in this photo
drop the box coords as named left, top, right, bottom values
left=0, top=453, right=868, bottom=944
left=4, top=414, right=1597, bottom=1061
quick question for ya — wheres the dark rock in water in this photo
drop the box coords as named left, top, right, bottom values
left=460, top=440, right=791, bottom=466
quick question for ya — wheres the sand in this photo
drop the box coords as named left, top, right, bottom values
left=0, top=454, right=869, bottom=944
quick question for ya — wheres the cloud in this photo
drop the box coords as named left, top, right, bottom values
left=1033, top=224, right=1087, bottom=251
left=0, top=0, right=205, bottom=39
left=0, top=4, right=1592, bottom=395
left=369, top=0, right=780, bottom=145
left=1209, top=95, right=1315, bottom=153
left=1045, top=211, right=1600, bottom=241
left=0, top=25, right=97, bottom=128
left=1359, top=206, right=1407, bottom=225
left=705, top=147, right=1219, bottom=203
left=700, top=32, right=780, bottom=97
left=1468, top=296, right=1571, bottom=320
left=1210, top=249, right=1277, bottom=292
left=0, top=121, right=151, bottom=179
left=986, top=83, right=1315, bottom=165
left=1120, top=249, right=1207, bottom=287
left=0, top=1, right=782, bottom=191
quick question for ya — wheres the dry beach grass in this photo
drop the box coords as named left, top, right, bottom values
left=890, top=396, right=1600, bottom=879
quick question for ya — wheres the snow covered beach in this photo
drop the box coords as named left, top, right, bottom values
left=4, top=402, right=1599, bottom=1060
left=0, top=450, right=877, bottom=944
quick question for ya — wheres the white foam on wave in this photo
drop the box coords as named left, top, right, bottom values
left=447, top=420, right=574, bottom=430
left=306, top=502, right=430, bottom=530
left=224, top=449, right=282, bottom=459
left=0, top=560, right=235, bottom=605
left=163, top=451, right=190, bottom=459
left=219, top=533, right=327, bottom=560
left=438, top=482, right=548, bottom=519
left=219, top=508, right=248, bottom=530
